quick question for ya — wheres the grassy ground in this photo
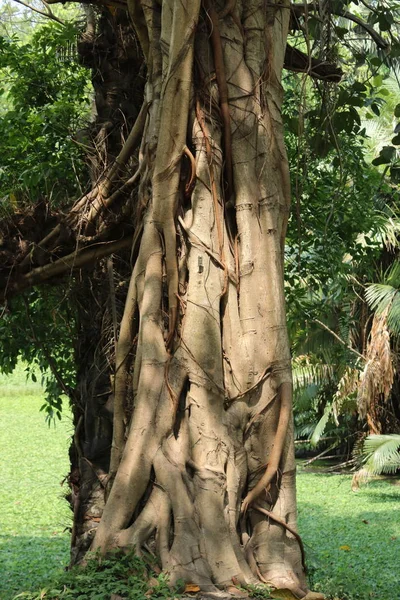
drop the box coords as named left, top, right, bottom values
left=0, top=367, right=399, bottom=600
left=0, top=364, right=71, bottom=600
left=297, top=467, right=400, bottom=600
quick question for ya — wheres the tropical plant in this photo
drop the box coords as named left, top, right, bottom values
left=356, top=433, right=400, bottom=475
left=365, top=261, right=400, bottom=337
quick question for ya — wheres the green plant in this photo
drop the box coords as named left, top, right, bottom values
left=0, top=19, right=90, bottom=206
left=357, top=434, right=400, bottom=475
left=247, top=584, right=272, bottom=599
left=13, top=551, right=181, bottom=600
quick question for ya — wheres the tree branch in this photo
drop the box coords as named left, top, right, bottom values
left=12, top=0, right=66, bottom=25
left=284, top=43, right=342, bottom=82
left=6, top=237, right=133, bottom=299
left=291, top=3, right=390, bottom=50
left=313, top=318, right=366, bottom=360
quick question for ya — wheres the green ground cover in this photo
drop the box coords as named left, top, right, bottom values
left=297, top=468, right=400, bottom=600
left=0, top=368, right=399, bottom=600
left=0, top=365, right=71, bottom=600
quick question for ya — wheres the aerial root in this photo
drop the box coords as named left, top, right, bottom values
left=108, top=262, right=140, bottom=482
left=183, top=145, right=197, bottom=197
left=241, top=381, right=292, bottom=512
left=252, top=503, right=306, bottom=571
left=202, top=0, right=234, bottom=203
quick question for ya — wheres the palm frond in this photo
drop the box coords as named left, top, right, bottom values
left=333, top=367, right=359, bottom=425
left=292, top=360, right=333, bottom=390
left=310, top=403, right=332, bottom=447
left=387, top=292, right=400, bottom=337
left=294, top=422, right=317, bottom=440
left=361, top=434, right=400, bottom=475
left=365, top=262, right=400, bottom=336
left=365, top=283, right=398, bottom=313
left=357, top=308, right=394, bottom=418
left=385, top=261, right=400, bottom=288
left=294, top=382, right=319, bottom=412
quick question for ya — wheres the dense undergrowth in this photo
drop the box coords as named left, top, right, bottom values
left=1, top=370, right=399, bottom=600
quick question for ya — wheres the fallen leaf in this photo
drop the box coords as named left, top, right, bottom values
left=184, top=583, right=201, bottom=593
left=339, top=545, right=351, bottom=551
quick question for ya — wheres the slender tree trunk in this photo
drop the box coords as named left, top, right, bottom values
left=84, top=1, right=309, bottom=596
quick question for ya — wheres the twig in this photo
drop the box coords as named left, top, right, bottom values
left=12, top=0, right=65, bottom=25
left=313, top=318, right=366, bottom=360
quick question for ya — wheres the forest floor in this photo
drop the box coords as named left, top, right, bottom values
left=0, top=366, right=399, bottom=600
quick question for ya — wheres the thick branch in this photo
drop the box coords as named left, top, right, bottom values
left=6, top=237, right=133, bottom=298
left=284, top=44, right=342, bottom=82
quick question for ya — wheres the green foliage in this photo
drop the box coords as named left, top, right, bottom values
left=0, top=288, right=76, bottom=420
left=13, top=551, right=181, bottom=600
left=0, top=19, right=90, bottom=206
left=247, top=584, right=272, bottom=599
left=359, top=434, right=400, bottom=475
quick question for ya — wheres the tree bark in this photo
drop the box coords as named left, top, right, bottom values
left=85, top=0, right=308, bottom=596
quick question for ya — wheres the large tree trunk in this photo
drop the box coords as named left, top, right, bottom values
left=86, top=0, right=308, bottom=596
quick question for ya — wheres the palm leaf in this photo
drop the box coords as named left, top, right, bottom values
left=361, top=434, right=400, bottom=475
left=294, top=382, right=319, bottom=412
left=365, top=284, right=398, bottom=313
left=310, top=403, right=332, bottom=447
left=365, top=279, right=400, bottom=337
